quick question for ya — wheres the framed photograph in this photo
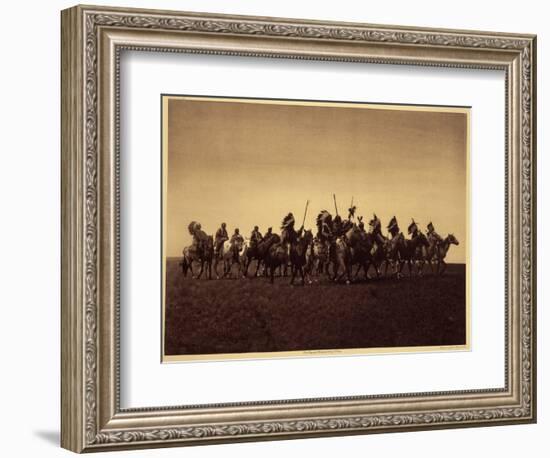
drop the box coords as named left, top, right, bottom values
left=61, top=4, right=536, bottom=453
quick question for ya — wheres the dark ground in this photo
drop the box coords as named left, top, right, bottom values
left=164, top=260, right=466, bottom=356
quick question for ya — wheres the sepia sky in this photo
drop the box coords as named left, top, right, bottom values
left=163, top=96, right=468, bottom=263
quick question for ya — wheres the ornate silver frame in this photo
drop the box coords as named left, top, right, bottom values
left=61, top=4, right=536, bottom=453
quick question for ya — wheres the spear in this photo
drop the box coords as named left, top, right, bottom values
left=301, top=200, right=310, bottom=227
left=333, top=194, right=339, bottom=216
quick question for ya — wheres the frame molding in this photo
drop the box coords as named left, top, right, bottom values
left=61, top=4, right=536, bottom=453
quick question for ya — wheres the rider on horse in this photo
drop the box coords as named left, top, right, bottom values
left=408, top=219, right=419, bottom=238
left=214, top=222, right=228, bottom=257
left=387, top=216, right=400, bottom=238
left=229, top=228, right=244, bottom=263
left=427, top=221, right=443, bottom=245
left=250, top=225, right=263, bottom=248
left=316, top=210, right=333, bottom=242
left=281, top=212, right=302, bottom=244
left=188, top=221, right=209, bottom=255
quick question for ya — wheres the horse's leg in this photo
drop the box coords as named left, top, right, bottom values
left=335, top=257, right=348, bottom=283
left=372, top=260, right=379, bottom=279
left=371, top=261, right=378, bottom=279
left=388, top=259, right=395, bottom=277
left=306, top=263, right=313, bottom=284
left=242, top=257, right=250, bottom=278
left=197, top=261, right=204, bottom=279
left=363, top=260, right=371, bottom=280
left=362, top=262, right=369, bottom=281
left=439, top=260, right=447, bottom=276
left=396, top=258, right=405, bottom=279
left=225, top=260, right=231, bottom=278
left=213, top=257, right=220, bottom=279
left=345, top=259, right=352, bottom=284
left=270, top=266, right=275, bottom=284
left=226, top=259, right=233, bottom=278
left=290, top=263, right=296, bottom=285
left=335, top=258, right=349, bottom=284
left=180, top=259, right=188, bottom=277
left=304, top=258, right=311, bottom=277
left=361, top=261, right=368, bottom=280
left=238, top=259, right=244, bottom=278
left=332, top=260, right=339, bottom=282
left=417, top=259, right=424, bottom=276
left=354, top=263, right=362, bottom=280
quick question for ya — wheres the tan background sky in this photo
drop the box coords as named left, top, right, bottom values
left=164, top=96, right=468, bottom=263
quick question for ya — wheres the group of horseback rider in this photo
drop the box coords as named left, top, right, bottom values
left=183, top=201, right=459, bottom=283
left=212, top=222, right=274, bottom=262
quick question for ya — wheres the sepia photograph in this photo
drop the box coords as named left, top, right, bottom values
left=161, top=95, right=470, bottom=361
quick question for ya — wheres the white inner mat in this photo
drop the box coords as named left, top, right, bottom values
left=120, top=51, right=505, bottom=408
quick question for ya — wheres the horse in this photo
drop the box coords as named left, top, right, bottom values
left=423, top=232, right=443, bottom=274
left=432, top=234, right=459, bottom=275
left=307, top=237, right=331, bottom=278
left=243, top=233, right=280, bottom=278
left=330, top=236, right=352, bottom=284
left=264, top=238, right=289, bottom=284
left=180, top=246, right=194, bottom=277
left=395, top=231, right=430, bottom=277
left=180, top=235, right=214, bottom=280
left=384, top=223, right=403, bottom=278
left=289, top=229, right=313, bottom=285
left=367, top=215, right=390, bottom=279
left=414, top=232, right=436, bottom=275
left=345, top=225, right=374, bottom=281
left=215, top=238, right=245, bottom=278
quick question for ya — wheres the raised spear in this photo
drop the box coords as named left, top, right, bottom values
left=302, top=200, right=310, bottom=227
left=333, top=194, right=339, bottom=216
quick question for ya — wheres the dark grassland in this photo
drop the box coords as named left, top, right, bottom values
left=164, top=260, right=466, bottom=356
